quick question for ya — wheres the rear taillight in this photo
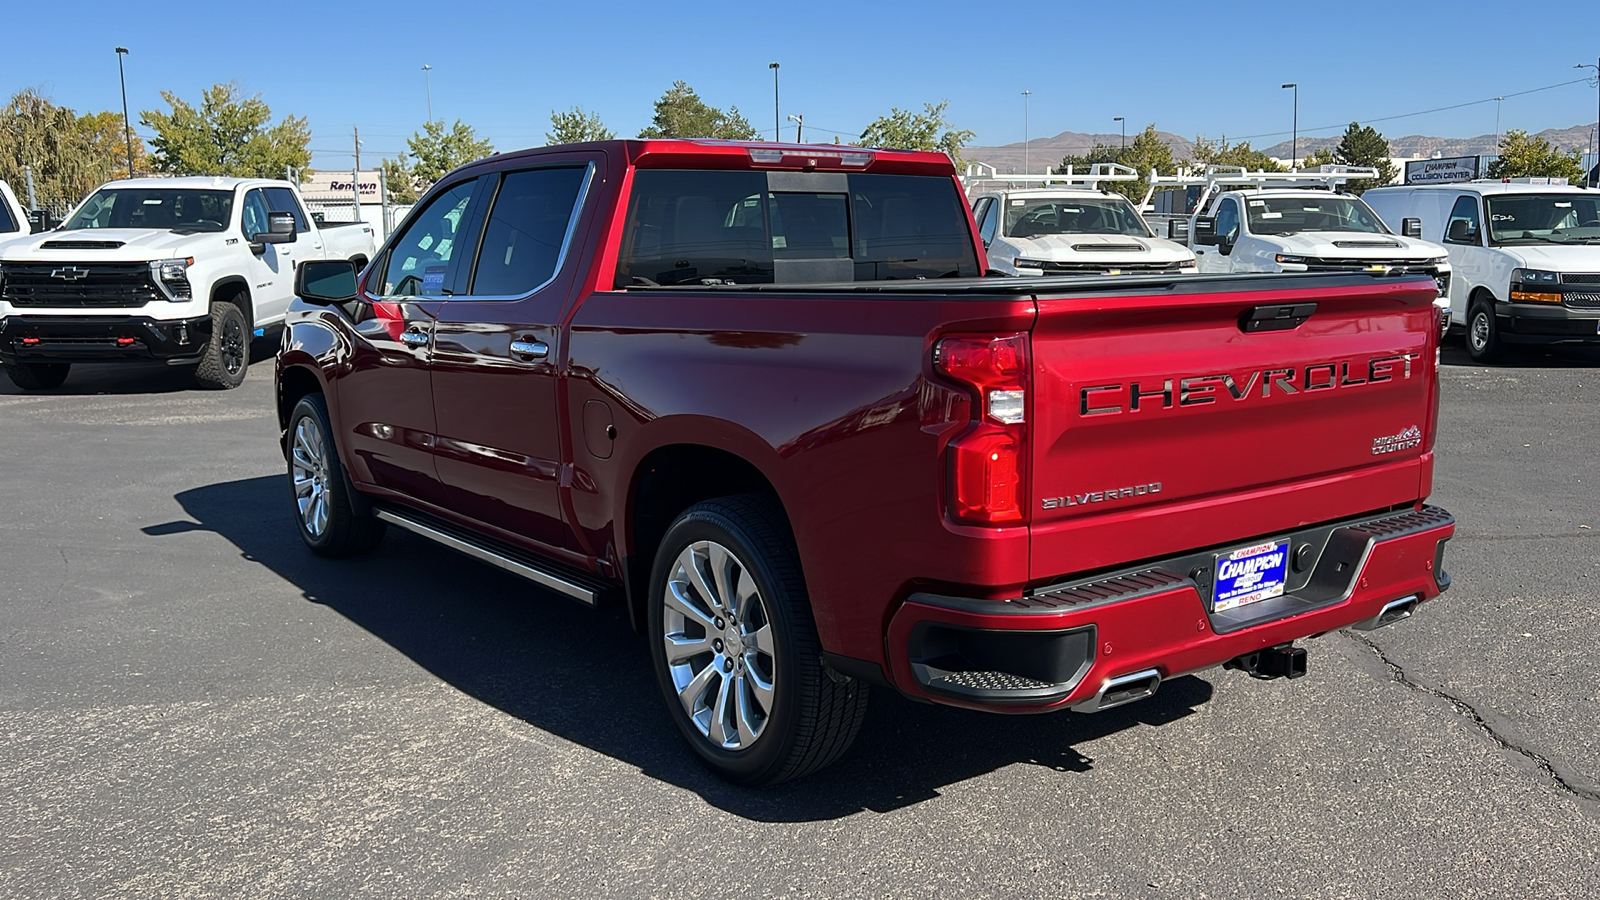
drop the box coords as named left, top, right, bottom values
left=935, top=333, right=1030, bottom=525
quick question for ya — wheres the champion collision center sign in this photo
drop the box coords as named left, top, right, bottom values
left=1405, top=156, right=1481, bottom=185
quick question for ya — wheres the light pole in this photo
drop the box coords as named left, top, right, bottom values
left=115, top=47, right=134, bottom=179
left=1282, top=83, right=1298, bottom=170
left=1113, top=116, right=1125, bottom=152
left=787, top=114, right=804, bottom=143
left=769, top=63, right=781, bottom=141
left=1493, top=96, right=1504, bottom=151
left=1022, top=90, right=1032, bottom=174
left=1578, top=61, right=1600, bottom=187
left=421, top=64, right=433, bottom=123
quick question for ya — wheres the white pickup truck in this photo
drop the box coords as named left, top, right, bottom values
left=0, top=180, right=30, bottom=241
left=1144, top=167, right=1452, bottom=329
left=0, top=176, right=376, bottom=390
left=970, top=165, right=1195, bottom=276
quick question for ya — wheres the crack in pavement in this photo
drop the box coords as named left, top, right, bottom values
left=1344, top=630, right=1600, bottom=814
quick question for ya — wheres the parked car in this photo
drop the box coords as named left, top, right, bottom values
left=970, top=165, right=1195, bottom=275
left=1146, top=167, right=1452, bottom=332
left=0, top=177, right=376, bottom=390
left=1363, top=180, right=1600, bottom=362
left=277, top=140, right=1455, bottom=785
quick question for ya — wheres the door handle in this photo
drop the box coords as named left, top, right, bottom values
left=510, top=339, right=549, bottom=360
left=398, top=330, right=429, bottom=347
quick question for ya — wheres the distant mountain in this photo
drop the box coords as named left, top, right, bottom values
left=965, top=123, right=1598, bottom=172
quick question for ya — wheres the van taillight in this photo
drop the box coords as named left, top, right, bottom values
left=935, top=333, right=1029, bottom=525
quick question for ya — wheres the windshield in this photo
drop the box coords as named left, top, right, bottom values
left=62, top=188, right=235, bottom=233
left=1003, top=197, right=1151, bottom=238
left=1486, top=194, right=1600, bottom=245
left=1244, top=195, right=1388, bottom=236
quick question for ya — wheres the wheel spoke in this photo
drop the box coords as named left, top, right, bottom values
left=734, top=677, right=761, bottom=746
left=748, top=624, right=774, bottom=657
left=708, top=672, right=734, bottom=746
left=677, top=660, right=718, bottom=718
left=663, top=581, right=717, bottom=632
left=708, top=544, right=738, bottom=617
left=744, top=664, right=775, bottom=714
left=681, top=546, right=720, bottom=610
left=663, top=631, right=714, bottom=665
left=733, top=567, right=761, bottom=628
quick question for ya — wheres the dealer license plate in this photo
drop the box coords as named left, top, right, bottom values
left=1211, top=540, right=1290, bottom=612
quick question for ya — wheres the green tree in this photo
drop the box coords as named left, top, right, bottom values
left=1186, top=137, right=1284, bottom=172
left=857, top=100, right=975, bottom=168
left=380, top=157, right=418, bottom=204
left=1485, top=130, right=1585, bottom=182
left=406, top=119, right=495, bottom=190
left=1327, top=122, right=1397, bottom=193
left=1301, top=147, right=1337, bottom=169
left=1059, top=124, right=1176, bottom=200
left=141, top=82, right=310, bottom=178
left=638, top=82, right=756, bottom=139
left=0, top=89, right=137, bottom=212
left=547, top=107, right=614, bottom=145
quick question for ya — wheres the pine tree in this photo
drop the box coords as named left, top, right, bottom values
left=1330, top=122, right=1397, bottom=194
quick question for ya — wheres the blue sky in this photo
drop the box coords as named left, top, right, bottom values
left=5, top=0, right=1598, bottom=169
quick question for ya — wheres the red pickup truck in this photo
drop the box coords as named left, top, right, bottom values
left=277, top=140, right=1454, bottom=785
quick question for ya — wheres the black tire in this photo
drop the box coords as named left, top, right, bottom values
left=4, top=362, right=70, bottom=390
left=286, top=393, right=387, bottom=557
left=1466, top=299, right=1502, bottom=364
left=194, top=300, right=250, bottom=390
left=647, top=495, right=868, bottom=786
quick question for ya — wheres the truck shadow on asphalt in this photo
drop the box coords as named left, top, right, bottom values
left=150, top=475, right=1215, bottom=823
left=0, top=338, right=279, bottom=395
left=1440, top=340, right=1600, bottom=368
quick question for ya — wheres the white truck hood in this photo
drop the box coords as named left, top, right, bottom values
left=1009, top=232, right=1194, bottom=264
left=1271, top=233, right=1443, bottom=261
left=1492, top=244, right=1600, bottom=272
left=0, top=228, right=228, bottom=262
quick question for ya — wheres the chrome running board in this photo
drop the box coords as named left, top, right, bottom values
left=375, top=508, right=601, bottom=607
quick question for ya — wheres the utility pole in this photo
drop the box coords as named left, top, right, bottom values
left=1114, top=116, right=1125, bottom=151
left=352, top=127, right=363, bottom=214
left=1578, top=60, right=1600, bottom=187
left=769, top=63, right=781, bottom=141
left=1282, top=83, right=1299, bottom=170
left=1022, top=90, right=1032, bottom=174
left=115, top=47, right=134, bottom=179
left=787, top=114, right=804, bottom=143
left=422, top=64, right=434, bottom=123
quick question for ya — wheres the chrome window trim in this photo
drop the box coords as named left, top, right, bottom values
left=455, top=162, right=597, bottom=303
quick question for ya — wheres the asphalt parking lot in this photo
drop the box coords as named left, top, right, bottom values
left=2, top=343, right=1598, bottom=899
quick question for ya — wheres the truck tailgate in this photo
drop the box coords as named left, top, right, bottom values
left=1027, top=275, right=1439, bottom=581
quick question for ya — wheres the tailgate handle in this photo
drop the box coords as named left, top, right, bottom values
left=1240, top=303, right=1317, bottom=333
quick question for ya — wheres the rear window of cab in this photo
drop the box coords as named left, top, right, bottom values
left=616, top=169, right=980, bottom=287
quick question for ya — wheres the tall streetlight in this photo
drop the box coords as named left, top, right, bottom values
left=1113, top=116, right=1125, bottom=151
left=788, top=114, right=804, bottom=143
left=115, top=47, right=134, bottom=179
left=769, top=63, right=781, bottom=141
left=1022, top=90, right=1032, bottom=174
left=1578, top=61, right=1600, bottom=187
left=1493, top=97, right=1504, bottom=152
left=1282, top=83, right=1299, bottom=170
left=421, top=64, right=434, bottom=123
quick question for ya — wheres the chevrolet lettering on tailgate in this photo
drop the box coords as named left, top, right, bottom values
left=1078, top=353, right=1422, bottom=417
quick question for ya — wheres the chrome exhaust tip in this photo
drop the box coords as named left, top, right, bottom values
left=1351, top=594, right=1421, bottom=632
left=1072, top=668, right=1161, bottom=713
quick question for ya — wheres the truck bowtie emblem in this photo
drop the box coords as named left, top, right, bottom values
left=50, top=267, right=89, bottom=281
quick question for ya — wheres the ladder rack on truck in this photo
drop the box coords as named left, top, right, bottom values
left=963, top=162, right=1141, bottom=196
left=1139, top=165, right=1380, bottom=216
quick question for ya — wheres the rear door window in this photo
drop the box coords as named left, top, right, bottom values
left=466, top=166, right=590, bottom=297
left=615, top=169, right=980, bottom=287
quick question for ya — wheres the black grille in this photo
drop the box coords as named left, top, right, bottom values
left=38, top=240, right=125, bottom=250
left=1, top=262, right=159, bottom=308
left=1565, top=293, right=1600, bottom=309
left=1560, top=273, right=1600, bottom=285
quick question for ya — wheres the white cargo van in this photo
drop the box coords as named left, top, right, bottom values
left=1364, top=180, right=1600, bottom=362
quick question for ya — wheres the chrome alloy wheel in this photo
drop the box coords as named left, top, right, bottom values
left=290, top=414, right=332, bottom=539
left=1470, top=310, right=1490, bottom=354
left=662, top=540, right=777, bottom=750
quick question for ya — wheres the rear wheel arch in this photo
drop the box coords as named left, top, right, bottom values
left=624, top=442, right=791, bottom=633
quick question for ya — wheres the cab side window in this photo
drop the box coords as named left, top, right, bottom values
left=466, top=167, right=589, bottom=297
left=263, top=187, right=309, bottom=232
left=241, top=190, right=271, bottom=240
left=375, top=179, right=480, bottom=299
left=1445, top=195, right=1481, bottom=245
left=976, top=198, right=999, bottom=246
left=1214, top=198, right=1241, bottom=248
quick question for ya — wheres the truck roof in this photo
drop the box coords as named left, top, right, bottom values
left=985, top=188, right=1130, bottom=199
left=475, top=140, right=961, bottom=177
left=1374, top=182, right=1600, bottom=196
left=96, top=176, right=289, bottom=191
